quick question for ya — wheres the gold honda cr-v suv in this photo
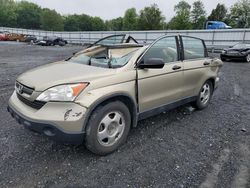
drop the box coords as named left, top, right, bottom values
left=8, top=35, right=223, bottom=155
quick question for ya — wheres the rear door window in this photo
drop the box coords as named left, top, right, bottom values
left=182, top=37, right=206, bottom=60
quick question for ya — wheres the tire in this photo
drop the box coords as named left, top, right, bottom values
left=192, top=81, right=213, bottom=110
left=59, top=41, right=66, bottom=46
left=221, top=57, right=226, bottom=62
left=85, top=101, right=131, bottom=155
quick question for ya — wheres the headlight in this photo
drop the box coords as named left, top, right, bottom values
left=222, top=50, right=226, bottom=54
left=36, top=83, right=88, bottom=102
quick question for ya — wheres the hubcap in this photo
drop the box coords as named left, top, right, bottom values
left=247, top=54, right=250, bottom=62
left=200, top=83, right=210, bottom=105
left=97, top=111, right=125, bottom=147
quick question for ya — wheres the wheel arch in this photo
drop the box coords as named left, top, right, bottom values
left=196, top=77, right=216, bottom=97
left=82, top=93, right=138, bottom=132
left=206, top=77, right=216, bottom=90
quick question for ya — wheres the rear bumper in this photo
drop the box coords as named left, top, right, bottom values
left=7, top=105, right=85, bottom=145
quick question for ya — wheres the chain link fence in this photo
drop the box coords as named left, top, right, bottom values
left=1, top=27, right=250, bottom=49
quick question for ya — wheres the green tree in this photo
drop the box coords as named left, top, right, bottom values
left=138, top=4, right=165, bottom=30
left=168, top=1, right=192, bottom=30
left=122, top=8, right=138, bottom=30
left=64, top=15, right=81, bottom=31
left=16, top=1, right=42, bottom=29
left=208, top=4, right=227, bottom=21
left=78, top=14, right=92, bottom=31
left=41, top=8, right=64, bottom=31
left=191, top=0, right=206, bottom=29
left=64, top=15, right=105, bottom=31
left=229, top=0, right=250, bottom=28
left=91, top=17, right=106, bottom=31
left=106, top=17, right=123, bottom=31
left=0, top=0, right=17, bottom=27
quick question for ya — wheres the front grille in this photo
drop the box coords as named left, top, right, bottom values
left=17, top=93, right=46, bottom=110
left=227, top=51, right=239, bottom=55
left=15, top=82, right=34, bottom=95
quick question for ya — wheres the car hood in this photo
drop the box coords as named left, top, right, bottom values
left=17, top=61, right=116, bottom=91
left=225, top=48, right=250, bottom=52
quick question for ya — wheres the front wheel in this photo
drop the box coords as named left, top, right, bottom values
left=221, top=57, right=226, bottom=62
left=58, top=41, right=66, bottom=46
left=85, top=101, right=131, bottom=155
left=192, top=81, right=213, bottom=110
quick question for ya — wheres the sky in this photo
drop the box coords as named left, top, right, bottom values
left=23, top=0, right=239, bottom=21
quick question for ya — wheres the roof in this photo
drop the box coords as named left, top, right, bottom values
left=98, top=43, right=144, bottom=49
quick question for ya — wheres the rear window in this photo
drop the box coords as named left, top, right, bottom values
left=182, top=37, right=205, bottom=60
left=233, top=43, right=250, bottom=49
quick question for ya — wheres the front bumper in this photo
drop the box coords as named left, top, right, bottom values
left=220, top=54, right=246, bottom=61
left=8, top=92, right=87, bottom=144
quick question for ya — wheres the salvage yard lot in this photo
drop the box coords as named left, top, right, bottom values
left=0, top=42, right=250, bottom=188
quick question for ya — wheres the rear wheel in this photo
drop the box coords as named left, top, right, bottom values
left=85, top=101, right=131, bottom=155
left=246, top=54, right=250, bottom=63
left=192, top=81, right=213, bottom=110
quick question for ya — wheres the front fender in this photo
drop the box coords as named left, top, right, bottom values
left=76, top=81, right=138, bottom=131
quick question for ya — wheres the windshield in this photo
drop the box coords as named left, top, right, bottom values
left=68, top=47, right=138, bottom=68
left=95, top=35, right=125, bottom=45
left=233, top=43, right=250, bottom=49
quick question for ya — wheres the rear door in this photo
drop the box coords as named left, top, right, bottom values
left=137, top=36, right=184, bottom=113
left=181, top=36, right=211, bottom=98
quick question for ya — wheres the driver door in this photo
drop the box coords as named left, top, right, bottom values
left=137, top=36, right=184, bottom=113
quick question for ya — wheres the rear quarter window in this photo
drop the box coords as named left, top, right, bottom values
left=182, top=37, right=206, bottom=60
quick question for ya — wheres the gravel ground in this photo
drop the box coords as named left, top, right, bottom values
left=0, top=42, right=249, bottom=188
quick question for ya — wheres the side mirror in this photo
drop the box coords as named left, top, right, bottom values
left=138, top=58, right=165, bottom=69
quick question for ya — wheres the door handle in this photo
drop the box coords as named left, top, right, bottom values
left=203, top=61, right=211, bottom=66
left=172, top=65, right=182, bottom=70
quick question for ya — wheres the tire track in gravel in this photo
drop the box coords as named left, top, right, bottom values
left=231, top=144, right=250, bottom=188
left=200, top=149, right=231, bottom=188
